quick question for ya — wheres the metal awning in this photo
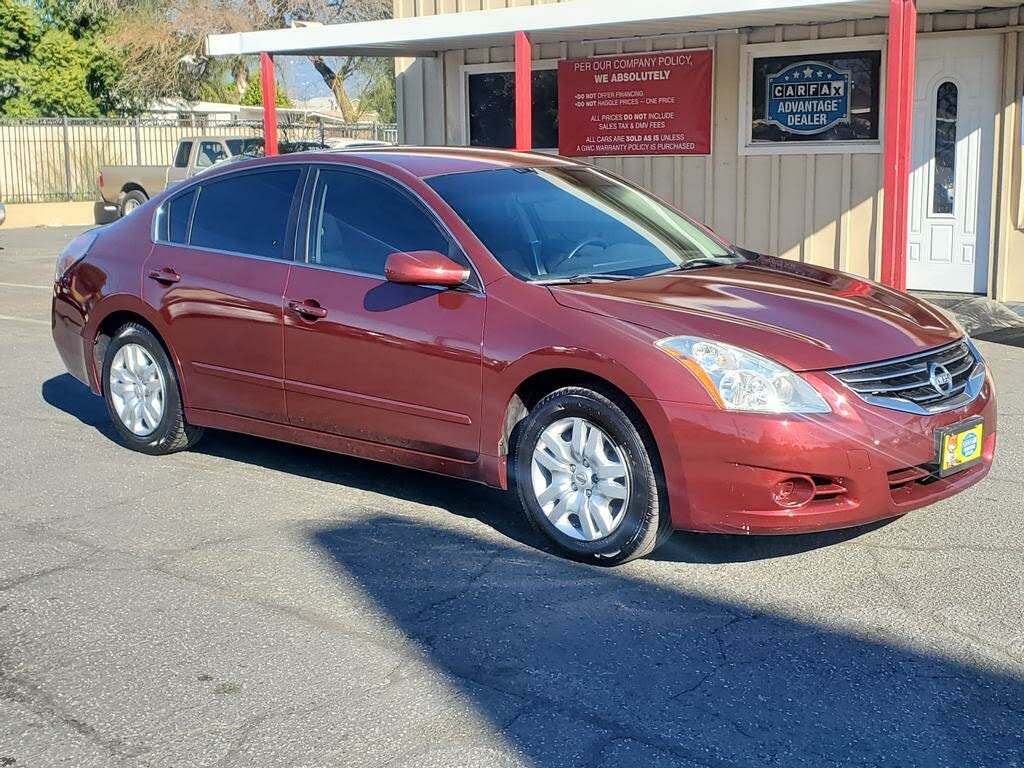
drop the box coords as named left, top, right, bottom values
left=205, top=0, right=1018, bottom=292
left=206, top=0, right=1018, bottom=58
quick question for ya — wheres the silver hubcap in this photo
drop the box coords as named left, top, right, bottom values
left=530, top=417, right=631, bottom=541
left=122, top=199, right=140, bottom=214
left=109, top=343, right=166, bottom=437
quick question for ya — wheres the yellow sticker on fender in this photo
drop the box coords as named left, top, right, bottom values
left=941, top=423, right=984, bottom=471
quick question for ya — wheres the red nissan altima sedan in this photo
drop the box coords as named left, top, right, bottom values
left=52, top=148, right=996, bottom=564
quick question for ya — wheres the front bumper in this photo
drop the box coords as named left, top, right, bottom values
left=648, top=370, right=997, bottom=534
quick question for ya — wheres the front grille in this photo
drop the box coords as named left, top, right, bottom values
left=887, top=465, right=937, bottom=489
left=829, top=340, right=980, bottom=414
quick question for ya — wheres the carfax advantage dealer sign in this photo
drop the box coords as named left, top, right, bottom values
left=557, top=50, right=713, bottom=157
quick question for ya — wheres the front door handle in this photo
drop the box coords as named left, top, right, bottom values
left=287, top=299, right=328, bottom=320
left=147, top=268, right=181, bottom=284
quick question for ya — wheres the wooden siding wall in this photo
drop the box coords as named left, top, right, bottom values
left=395, top=1, right=1024, bottom=299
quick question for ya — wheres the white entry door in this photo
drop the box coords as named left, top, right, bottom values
left=907, top=36, right=999, bottom=293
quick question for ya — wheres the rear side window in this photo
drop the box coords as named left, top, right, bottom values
left=308, top=169, right=451, bottom=276
left=173, top=141, right=192, bottom=168
left=166, top=188, right=196, bottom=243
left=190, top=168, right=301, bottom=259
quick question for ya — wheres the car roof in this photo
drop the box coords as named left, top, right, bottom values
left=182, top=135, right=261, bottom=143
left=291, top=146, right=580, bottom=179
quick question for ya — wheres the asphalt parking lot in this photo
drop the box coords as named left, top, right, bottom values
left=1, top=225, right=1022, bottom=768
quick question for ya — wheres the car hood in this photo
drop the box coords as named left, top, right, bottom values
left=549, top=256, right=961, bottom=371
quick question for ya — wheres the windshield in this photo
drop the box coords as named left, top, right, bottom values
left=426, top=167, right=735, bottom=282
left=226, top=138, right=265, bottom=157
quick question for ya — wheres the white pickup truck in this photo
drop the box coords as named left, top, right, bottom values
left=96, top=135, right=262, bottom=221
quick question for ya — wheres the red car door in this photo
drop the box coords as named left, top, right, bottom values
left=143, top=165, right=303, bottom=423
left=282, top=166, right=484, bottom=460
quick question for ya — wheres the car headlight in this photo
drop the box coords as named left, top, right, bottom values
left=655, top=336, right=831, bottom=414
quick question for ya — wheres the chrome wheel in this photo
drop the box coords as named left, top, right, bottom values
left=121, top=198, right=141, bottom=215
left=530, top=417, right=631, bottom=541
left=108, top=343, right=166, bottom=437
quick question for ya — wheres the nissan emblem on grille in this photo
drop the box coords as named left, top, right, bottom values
left=828, top=340, right=984, bottom=415
left=929, top=362, right=954, bottom=395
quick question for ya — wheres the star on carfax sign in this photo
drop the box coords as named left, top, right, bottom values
left=766, top=60, right=851, bottom=135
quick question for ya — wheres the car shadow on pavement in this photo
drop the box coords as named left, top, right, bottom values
left=42, top=372, right=888, bottom=564
left=41, top=373, right=116, bottom=436
left=193, top=428, right=880, bottom=565
left=314, top=516, right=1023, bottom=767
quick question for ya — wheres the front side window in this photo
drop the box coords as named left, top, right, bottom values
left=467, top=69, right=558, bottom=149
left=427, top=167, right=733, bottom=281
left=933, top=81, right=958, bottom=215
left=190, top=168, right=301, bottom=259
left=173, top=141, right=193, bottom=168
left=308, top=169, right=452, bottom=276
left=195, top=141, right=228, bottom=169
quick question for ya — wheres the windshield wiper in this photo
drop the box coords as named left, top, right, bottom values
left=678, top=257, right=737, bottom=271
left=647, top=257, right=740, bottom=276
left=535, top=273, right=635, bottom=285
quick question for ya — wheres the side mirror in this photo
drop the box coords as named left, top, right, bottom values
left=384, top=250, right=470, bottom=288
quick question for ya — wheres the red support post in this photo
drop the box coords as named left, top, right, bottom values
left=514, top=31, right=532, bottom=151
left=260, top=52, right=279, bottom=157
left=879, top=0, right=917, bottom=291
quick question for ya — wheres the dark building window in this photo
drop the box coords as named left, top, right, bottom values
left=467, top=69, right=558, bottom=149
left=750, top=50, right=881, bottom=143
left=932, top=81, right=958, bottom=215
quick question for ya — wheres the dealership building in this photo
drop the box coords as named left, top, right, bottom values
left=208, top=0, right=1024, bottom=301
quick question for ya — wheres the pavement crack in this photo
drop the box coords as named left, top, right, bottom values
left=0, top=554, right=98, bottom=593
left=0, top=666, right=143, bottom=763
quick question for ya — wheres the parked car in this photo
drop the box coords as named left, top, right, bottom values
left=96, top=135, right=264, bottom=221
left=53, top=148, right=996, bottom=564
left=191, top=140, right=331, bottom=177
left=0, top=197, right=5, bottom=227
left=98, top=137, right=332, bottom=222
left=325, top=137, right=393, bottom=150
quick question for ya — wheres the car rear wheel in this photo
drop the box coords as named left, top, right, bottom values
left=120, top=190, right=147, bottom=216
left=102, top=323, right=203, bottom=454
left=513, top=387, right=669, bottom=565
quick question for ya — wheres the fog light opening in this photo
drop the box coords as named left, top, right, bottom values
left=772, top=476, right=815, bottom=508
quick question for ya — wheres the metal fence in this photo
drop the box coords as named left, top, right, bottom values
left=0, top=115, right=399, bottom=203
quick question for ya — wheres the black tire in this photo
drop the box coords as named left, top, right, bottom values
left=119, top=189, right=148, bottom=216
left=512, top=387, right=670, bottom=565
left=101, top=322, right=203, bottom=455
left=93, top=200, right=119, bottom=225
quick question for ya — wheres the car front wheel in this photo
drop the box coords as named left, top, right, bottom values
left=101, top=323, right=203, bottom=454
left=513, top=387, right=668, bottom=565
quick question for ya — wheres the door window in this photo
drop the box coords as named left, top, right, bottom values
left=173, top=141, right=193, bottom=168
left=195, top=141, right=228, bottom=169
left=932, top=81, right=958, bottom=215
left=160, top=188, right=196, bottom=244
left=307, top=169, right=455, bottom=276
left=190, top=168, right=301, bottom=259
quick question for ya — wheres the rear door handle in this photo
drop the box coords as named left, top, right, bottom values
left=287, top=299, right=328, bottom=320
left=147, top=268, right=181, bottom=284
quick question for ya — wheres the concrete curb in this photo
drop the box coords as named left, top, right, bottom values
left=2, top=201, right=97, bottom=229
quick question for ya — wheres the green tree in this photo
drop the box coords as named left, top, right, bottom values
left=240, top=72, right=292, bottom=108
left=358, top=58, right=395, bottom=123
left=23, top=29, right=99, bottom=116
left=0, top=0, right=124, bottom=116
